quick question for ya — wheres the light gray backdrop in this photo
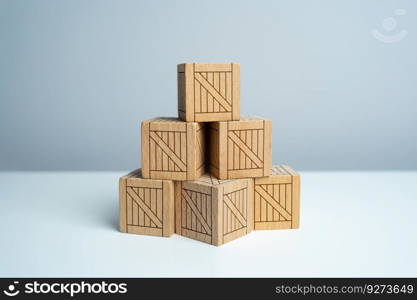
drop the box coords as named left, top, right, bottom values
left=1, top=0, right=416, bottom=171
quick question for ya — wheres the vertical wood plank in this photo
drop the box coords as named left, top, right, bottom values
left=182, top=186, right=187, bottom=232
left=163, top=181, right=174, bottom=236
left=119, top=178, right=127, bottom=232
left=227, top=133, right=234, bottom=172
left=263, top=120, right=272, bottom=176
left=279, top=183, right=286, bottom=220
left=195, top=78, right=201, bottom=113
left=247, top=179, right=254, bottom=232
left=240, top=131, right=246, bottom=169
left=175, top=182, right=182, bottom=234
left=186, top=195, right=191, bottom=230
left=252, top=129, right=258, bottom=159
left=180, top=132, right=187, bottom=168
left=196, top=192, right=201, bottom=232
left=258, top=129, right=264, bottom=161
left=185, top=63, right=195, bottom=121
left=267, top=185, right=273, bottom=221
left=232, top=63, right=240, bottom=120
left=174, top=132, right=180, bottom=171
left=138, top=188, right=144, bottom=226
left=157, top=188, right=162, bottom=224
left=286, top=184, right=292, bottom=219
left=274, top=184, right=280, bottom=221
left=207, top=193, right=212, bottom=228
left=292, top=175, right=300, bottom=229
left=207, top=72, right=214, bottom=112
left=186, top=123, right=196, bottom=180
left=255, top=189, right=260, bottom=222
left=132, top=200, right=139, bottom=226
left=246, top=130, right=252, bottom=168
left=218, top=122, right=228, bottom=179
left=168, top=132, right=174, bottom=171
left=226, top=72, right=232, bottom=113
left=144, top=188, right=150, bottom=226
left=150, top=189, right=156, bottom=227
left=219, top=72, right=226, bottom=112
left=234, top=142, right=239, bottom=171
left=162, top=132, right=168, bottom=170
left=141, top=122, right=150, bottom=178
left=156, top=134, right=162, bottom=171
left=212, top=187, right=222, bottom=246
left=191, top=191, right=196, bottom=230
left=127, top=192, right=133, bottom=225
left=150, top=138, right=156, bottom=171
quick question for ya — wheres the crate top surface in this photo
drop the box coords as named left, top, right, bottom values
left=271, top=165, right=298, bottom=177
left=143, top=117, right=184, bottom=124
left=177, top=63, right=239, bottom=72
left=190, top=173, right=236, bottom=186
left=226, top=116, right=270, bottom=123
left=121, top=169, right=167, bottom=181
left=121, top=169, right=143, bottom=179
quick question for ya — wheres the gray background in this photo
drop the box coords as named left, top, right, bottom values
left=1, top=0, right=416, bottom=171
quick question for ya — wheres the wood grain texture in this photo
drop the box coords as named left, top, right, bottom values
left=119, top=169, right=174, bottom=237
left=174, top=175, right=253, bottom=246
left=253, top=165, right=300, bottom=230
left=208, top=116, right=272, bottom=179
left=177, top=63, right=240, bottom=122
left=141, top=117, right=206, bottom=180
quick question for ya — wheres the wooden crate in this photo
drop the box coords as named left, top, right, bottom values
left=208, top=116, right=272, bottom=179
left=119, top=169, right=174, bottom=237
left=178, top=63, right=240, bottom=122
left=174, top=174, right=253, bottom=246
left=141, top=117, right=206, bottom=180
left=254, top=165, right=300, bottom=230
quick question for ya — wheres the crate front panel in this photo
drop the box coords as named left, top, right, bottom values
left=254, top=182, right=294, bottom=229
left=124, top=182, right=165, bottom=236
left=228, top=127, right=264, bottom=170
left=193, top=68, right=233, bottom=120
left=179, top=183, right=213, bottom=244
left=224, top=121, right=269, bottom=178
left=221, top=183, right=250, bottom=244
left=148, top=126, right=188, bottom=177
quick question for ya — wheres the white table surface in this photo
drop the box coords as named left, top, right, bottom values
left=0, top=171, right=416, bottom=277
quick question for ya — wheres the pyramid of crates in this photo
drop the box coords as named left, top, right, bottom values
left=119, top=63, right=300, bottom=246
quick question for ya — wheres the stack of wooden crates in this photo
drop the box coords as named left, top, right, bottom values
left=119, top=63, right=300, bottom=246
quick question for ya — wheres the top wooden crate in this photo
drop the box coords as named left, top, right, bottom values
left=177, top=63, right=240, bottom=122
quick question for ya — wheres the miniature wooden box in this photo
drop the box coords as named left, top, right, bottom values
left=177, top=63, right=240, bottom=122
left=174, top=174, right=253, bottom=246
left=254, top=165, right=300, bottom=230
left=208, top=116, right=272, bottom=180
left=119, top=169, right=174, bottom=237
left=141, top=117, right=206, bottom=181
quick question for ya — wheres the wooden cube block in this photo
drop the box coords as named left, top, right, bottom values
left=119, top=169, right=174, bottom=237
left=254, top=165, right=300, bottom=230
left=177, top=63, right=240, bottom=122
left=208, top=116, right=272, bottom=179
left=174, top=174, right=253, bottom=246
left=141, top=117, right=206, bottom=180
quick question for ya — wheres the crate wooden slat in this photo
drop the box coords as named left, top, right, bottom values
left=178, top=63, right=240, bottom=122
left=174, top=174, right=253, bottom=246
left=119, top=169, right=174, bottom=237
left=141, top=117, right=206, bottom=181
left=208, top=116, right=272, bottom=179
left=254, top=165, right=300, bottom=230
